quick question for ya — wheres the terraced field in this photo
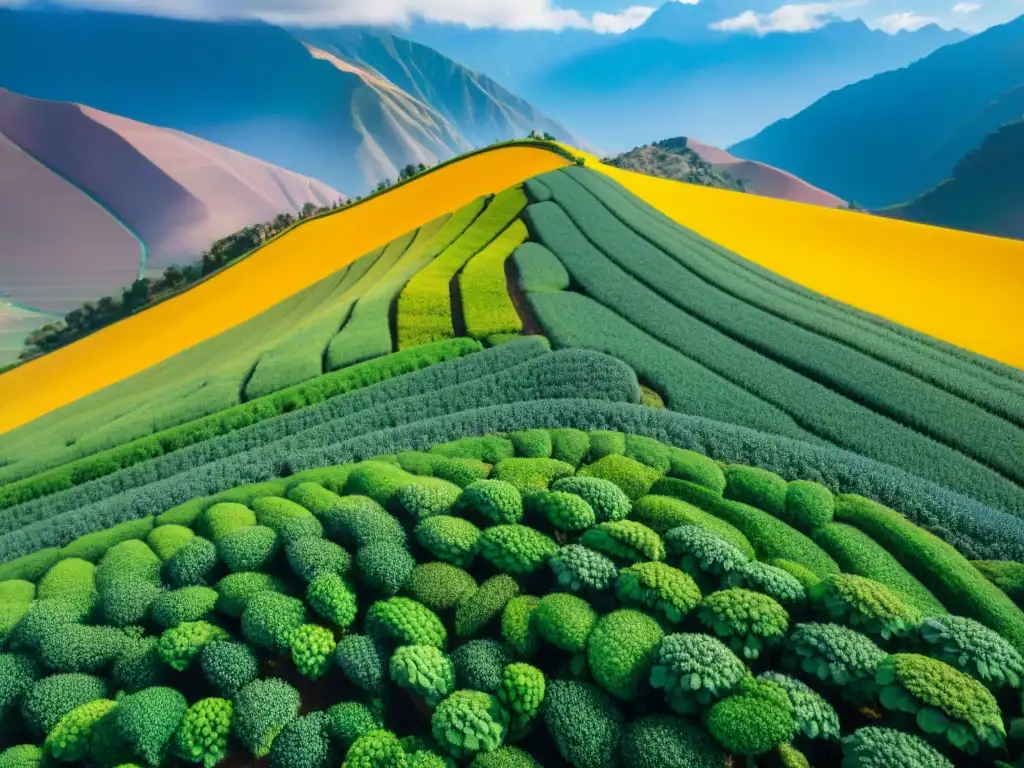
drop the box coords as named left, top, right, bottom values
left=0, top=140, right=1021, bottom=768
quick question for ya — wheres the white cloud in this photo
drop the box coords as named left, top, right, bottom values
left=709, top=1, right=863, bottom=34
left=951, top=2, right=981, bottom=11
left=875, top=10, right=938, bottom=31
left=0, top=0, right=658, bottom=31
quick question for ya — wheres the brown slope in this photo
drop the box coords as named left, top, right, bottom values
left=0, top=88, right=342, bottom=272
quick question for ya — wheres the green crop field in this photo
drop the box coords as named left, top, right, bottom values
left=1, top=156, right=1022, bottom=768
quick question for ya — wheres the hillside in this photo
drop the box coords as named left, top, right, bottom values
left=879, top=119, right=1024, bottom=240
left=0, top=87, right=340, bottom=319
left=606, top=137, right=846, bottom=207
left=730, top=13, right=1024, bottom=208
left=0, top=140, right=1023, bottom=768
left=0, top=7, right=580, bottom=192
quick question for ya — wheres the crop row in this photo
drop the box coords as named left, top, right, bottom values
left=522, top=196, right=1024, bottom=518
left=324, top=203, right=483, bottom=372
left=0, top=339, right=483, bottom=516
left=397, top=188, right=528, bottom=350
left=459, top=220, right=528, bottom=342
left=512, top=242, right=570, bottom=294
left=569, top=167, right=1024, bottom=405
left=0, top=351, right=640, bottom=560
left=536, top=169, right=1024, bottom=487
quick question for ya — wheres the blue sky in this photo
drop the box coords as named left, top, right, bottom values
left=3, top=0, right=1019, bottom=33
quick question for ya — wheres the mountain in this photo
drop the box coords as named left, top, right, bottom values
left=0, top=87, right=340, bottom=316
left=0, top=8, right=575, bottom=193
left=729, top=13, right=1024, bottom=208
left=294, top=28, right=587, bottom=150
left=878, top=119, right=1024, bottom=240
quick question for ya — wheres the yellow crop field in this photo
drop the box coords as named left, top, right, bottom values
left=0, top=144, right=570, bottom=435
left=572, top=147, right=1024, bottom=369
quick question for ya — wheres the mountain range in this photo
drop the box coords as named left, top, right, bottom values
left=729, top=12, right=1024, bottom=209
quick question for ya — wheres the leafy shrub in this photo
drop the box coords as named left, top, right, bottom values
left=502, top=596, right=541, bottom=657
left=457, top=481, right=523, bottom=525
left=112, top=638, right=166, bottom=693
left=0, top=653, right=37, bottom=717
left=231, top=678, right=301, bottom=757
left=615, top=562, right=701, bottom=625
left=772, top=559, right=822, bottom=591
left=579, top=520, right=664, bottom=564
left=723, top=465, right=788, bottom=516
left=415, top=516, right=481, bottom=568
left=38, top=558, right=97, bottom=615
left=286, top=536, right=352, bottom=581
left=587, top=610, right=663, bottom=701
left=649, top=633, right=746, bottom=715
left=783, top=623, right=885, bottom=701
left=164, top=536, right=218, bottom=588
left=21, top=673, right=107, bottom=735
left=478, top=525, right=557, bottom=574
left=174, top=697, right=232, bottom=768
left=345, top=462, right=417, bottom=508
left=355, top=540, right=415, bottom=597
left=663, top=525, right=750, bottom=586
left=471, top=746, right=540, bottom=768
left=199, top=641, right=259, bottom=698
left=39, top=624, right=134, bottom=674
left=527, top=491, right=595, bottom=533
left=550, top=477, right=629, bottom=524
left=617, top=714, right=726, bottom=768
left=389, top=645, right=456, bottom=706
left=217, top=526, right=278, bottom=573
left=757, top=671, right=840, bottom=740
left=431, top=690, right=509, bottom=759
left=587, top=431, right=626, bottom=461
left=157, top=621, right=228, bottom=672
left=810, top=574, right=923, bottom=640
left=696, top=588, right=789, bottom=660
left=548, top=428, right=590, bottom=466
left=342, top=729, right=406, bottom=768
left=241, top=592, right=307, bottom=651
left=196, top=502, right=256, bottom=542
left=492, top=458, right=574, bottom=492
left=325, top=701, right=381, bottom=749
left=251, top=497, right=321, bottom=542
left=875, top=653, right=1005, bottom=753
left=629, top=496, right=752, bottom=557
left=918, top=614, right=1024, bottom=689
left=395, top=480, right=462, bottom=522
left=146, top=525, right=195, bottom=561
left=451, top=640, right=513, bottom=694
left=44, top=697, right=116, bottom=761
left=507, top=430, right=551, bottom=459
left=290, top=488, right=405, bottom=548
left=514, top=242, right=570, bottom=293
left=59, top=517, right=156, bottom=563
left=727, top=560, right=806, bottom=604
left=456, top=581, right=520, bottom=638
left=307, top=572, right=358, bottom=628
left=534, top=593, right=598, bottom=653
left=335, top=635, right=386, bottom=694
left=840, top=726, right=954, bottom=768
left=7, top=600, right=88, bottom=655
left=407, top=563, right=477, bottom=611
left=150, top=586, right=218, bottom=629
left=433, top=435, right=515, bottom=464
left=783, top=481, right=835, bottom=531
left=0, top=579, right=34, bottom=604
left=0, top=745, right=44, bottom=768
left=366, top=598, right=447, bottom=649
left=269, top=711, right=334, bottom=768
left=497, top=663, right=545, bottom=739
left=542, top=680, right=623, bottom=768
left=972, top=560, right=1024, bottom=606
left=288, top=624, right=336, bottom=678
left=549, top=545, right=618, bottom=594
left=706, top=682, right=797, bottom=757
left=115, top=686, right=188, bottom=767
left=577, top=455, right=660, bottom=501
left=213, top=572, right=286, bottom=618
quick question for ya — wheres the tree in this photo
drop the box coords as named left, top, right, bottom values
left=300, top=202, right=318, bottom=220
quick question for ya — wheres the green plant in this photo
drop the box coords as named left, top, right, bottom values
left=727, top=560, right=806, bottom=604
left=0, top=745, right=44, bottom=768
left=21, top=673, right=108, bottom=735
left=415, top=516, right=481, bottom=568
left=550, top=477, right=629, bottom=523
left=757, top=671, right=840, bottom=740
left=288, top=624, right=337, bottom=678
left=150, top=586, right=219, bottom=629
left=706, top=683, right=797, bottom=757
left=342, top=729, right=406, bottom=768
left=307, top=572, right=359, bottom=628
left=875, top=653, right=1005, bottom=753
left=527, top=491, right=596, bottom=533
left=36, top=624, right=132, bottom=674
left=112, top=638, right=166, bottom=693
left=0, top=653, right=37, bottom=717
left=241, top=592, right=307, bottom=651
left=478, top=525, right=557, bottom=574
left=456, top=576, right=520, bottom=639
left=840, top=726, right=954, bottom=768
left=157, top=621, right=229, bottom=671
left=146, top=525, right=195, bottom=561
left=534, top=593, right=598, bottom=654
left=783, top=622, right=885, bottom=701
left=174, top=697, right=232, bottom=768
left=470, top=746, right=540, bottom=768
left=723, top=465, right=788, bottom=516
left=784, top=481, right=835, bottom=531
left=577, top=455, right=661, bottom=501
left=451, top=640, right=513, bottom=694
left=493, top=458, right=575, bottom=492
left=811, top=574, right=924, bottom=640
left=542, top=680, right=623, bottom=768
left=335, top=635, right=386, bottom=694
left=497, top=663, right=544, bottom=739
left=548, top=428, right=591, bottom=466
left=549, top=545, right=618, bottom=594
left=164, top=536, right=218, bottom=588
left=972, top=560, right=1024, bottom=606
left=649, top=633, right=746, bottom=714
left=457, top=480, right=523, bottom=525
left=326, top=701, right=381, bottom=749
left=579, top=520, right=664, bottom=564
left=431, top=691, right=509, bottom=759
left=587, top=610, right=663, bottom=701
left=696, top=588, right=789, bottom=660
left=617, top=715, right=726, bottom=768
left=615, top=562, right=702, bottom=624
left=269, top=711, right=334, bottom=768
left=395, top=480, right=463, bottom=522
left=199, top=641, right=259, bottom=698
left=355, top=540, right=416, bottom=596
left=917, top=615, right=1024, bottom=689
left=366, top=598, right=447, bottom=649
left=407, top=563, right=477, bottom=611
left=390, top=645, right=456, bottom=706
left=509, top=430, right=552, bottom=458
left=286, top=536, right=352, bottom=583
left=629, top=496, right=752, bottom=556
left=44, top=697, right=116, bottom=761
left=501, top=596, right=541, bottom=657
left=196, top=503, right=256, bottom=541
left=213, top=572, right=286, bottom=618
left=662, top=525, right=751, bottom=585
left=231, top=678, right=301, bottom=757
left=115, top=686, right=189, bottom=767
left=217, top=526, right=279, bottom=573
